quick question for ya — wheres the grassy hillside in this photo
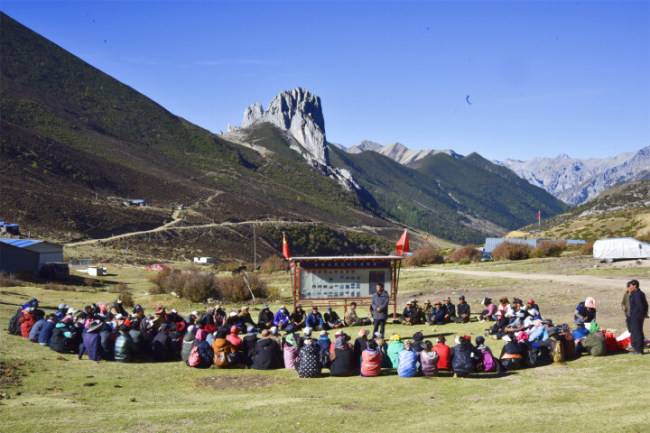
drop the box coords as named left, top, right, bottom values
left=329, top=146, right=568, bottom=244
left=0, top=12, right=396, bottom=260
left=512, top=180, right=650, bottom=240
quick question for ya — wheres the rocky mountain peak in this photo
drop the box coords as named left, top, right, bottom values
left=228, top=88, right=359, bottom=192
left=237, top=87, right=328, bottom=166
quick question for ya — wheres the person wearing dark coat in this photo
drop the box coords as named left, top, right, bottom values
left=99, top=322, right=115, bottom=360
left=329, top=335, right=355, bottom=376
left=290, top=305, right=307, bottom=330
left=29, top=317, right=47, bottom=342
left=443, top=298, right=456, bottom=322
left=241, top=326, right=258, bottom=367
left=628, top=280, right=648, bottom=355
left=251, top=330, right=283, bottom=370
left=151, top=324, right=174, bottom=362
left=79, top=321, right=104, bottom=363
left=114, top=325, right=137, bottom=362
left=371, top=283, right=390, bottom=336
left=38, top=316, right=57, bottom=346
left=324, top=307, right=343, bottom=330
left=128, top=319, right=146, bottom=360
left=296, top=338, right=322, bottom=378
left=352, top=329, right=370, bottom=368
left=429, top=301, right=447, bottom=325
left=181, top=327, right=197, bottom=363
left=50, top=319, right=76, bottom=353
left=412, top=332, right=425, bottom=352
left=451, top=336, right=476, bottom=377
left=257, top=305, right=275, bottom=330
left=455, top=296, right=471, bottom=323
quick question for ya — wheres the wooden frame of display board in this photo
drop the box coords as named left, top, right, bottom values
left=289, top=255, right=403, bottom=319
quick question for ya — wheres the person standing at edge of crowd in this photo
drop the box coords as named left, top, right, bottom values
left=627, top=280, right=648, bottom=355
left=371, top=283, right=389, bottom=336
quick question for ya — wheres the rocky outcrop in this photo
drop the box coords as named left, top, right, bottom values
left=346, top=141, right=462, bottom=165
left=239, top=88, right=329, bottom=167
left=497, top=146, right=650, bottom=205
left=229, top=88, right=359, bottom=191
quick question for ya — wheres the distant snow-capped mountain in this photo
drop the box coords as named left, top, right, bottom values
left=346, top=141, right=462, bottom=166
left=496, top=146, right=650, bottom=205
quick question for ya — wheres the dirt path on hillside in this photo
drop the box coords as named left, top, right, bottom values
left=65, top=219, right=309, bottom=247
left=422, top=269, right=622, bottom=290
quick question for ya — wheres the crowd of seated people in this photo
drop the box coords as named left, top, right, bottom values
left=7, top=293, right=640, bottom=378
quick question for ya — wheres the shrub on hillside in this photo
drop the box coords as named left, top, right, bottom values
left=44, top=282, right=74, bottom=291
left=216, top=262, right=245, bottom=273
left=260, top=255, right=290, bottom=273
left=217, top=274, right=269, bottom=303
left=531, top=240, right=568, bottom=258
left=0, top=273, right=22, bottom=287
left=450, top=245, right=483, bottom=263
left=405, top=246, right=444, bottom=267
left=637, top=231, right=650, bottom=243
left=581, top=240, right=595, bottom=256
left=149, top=267, right=267, bottom=303
left=492, top=242, right=531, bottom=261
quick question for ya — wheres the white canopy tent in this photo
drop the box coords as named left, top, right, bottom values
left=593, top=238, right=650, bottom=260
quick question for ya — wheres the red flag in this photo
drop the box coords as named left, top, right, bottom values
left=282, top=232, right=290, bottom=260
left=396, top=229, right=410, bottom=255
left=537, top=210, right=541, bottom=221
left=425, top=234, right=428, bottom=243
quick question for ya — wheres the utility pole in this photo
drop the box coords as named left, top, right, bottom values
left=253, top=225, right=257, bottom=270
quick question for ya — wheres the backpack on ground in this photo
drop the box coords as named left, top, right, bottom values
left=187, top=341, right=201, bottom=367
left=197, top=341, right=214, bottom=368
left=480, top=349, right=497, bottom=372
left=8, top=309, right=23, bottom=335
left=559, top=331, right=575, bottom=360
left=213, top=343, right=231, bottom=368
left=549, top=336, right=564, bottom=362
left=524, top=346, right=539, bottom=368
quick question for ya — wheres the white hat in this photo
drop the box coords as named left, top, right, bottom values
left=191, top=311, right=198, bottom=317
left=170, top=309, right=178, bottom=314
left=67, top=308, right=77, bottom=315
left=303, top=327, right=312, bottom=336
left=320, top=330, right=328, bottom=337
left=229, top=311, right=237, bottom=317
left=58, top=303, right=68, bottom=310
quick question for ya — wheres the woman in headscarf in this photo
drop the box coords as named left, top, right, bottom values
left=386, top=334, right=404, bottom=368
left=329, top=333, right=355, bottom=376
left=575, top=297, right=597, bottom=324
left=283, top=333, right=300, bottom=370
left=419, top=340, right=440, bottom=376
left=397, top=340, right=418, bottom=378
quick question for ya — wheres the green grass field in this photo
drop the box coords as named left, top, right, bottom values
left=1, top=258, right=649, bottom=433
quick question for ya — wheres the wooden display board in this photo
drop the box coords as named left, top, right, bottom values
left=289, top=256, right=403, bottom=318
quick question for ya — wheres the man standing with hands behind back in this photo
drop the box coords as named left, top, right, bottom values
left=628, top=280, right=648, bottom=355
left=371, top=283, right=389, bottom=336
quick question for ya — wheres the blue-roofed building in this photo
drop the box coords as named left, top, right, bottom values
left=0, top=222, right=20, bottom=235
left=0, top=238, right=64, bottom=273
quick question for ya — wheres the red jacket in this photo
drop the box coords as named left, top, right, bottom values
left=433, top=343, right=451, bottom=370
left=20, top=312, right=36, bottom=338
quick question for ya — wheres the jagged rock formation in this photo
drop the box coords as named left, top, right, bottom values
left=497, top=146, right=650, bottom=205
left=228, top=88, right=359, bottom=191
left=346, top=141, right=462, bottom=166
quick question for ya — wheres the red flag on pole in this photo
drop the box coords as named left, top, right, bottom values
left=425, top=234, right=428, bottom=243
left=282, top=232, right=290, bottom=260
left=396, top=229, right=410, bottom=255
left=537, top=210, right=541, bottom=223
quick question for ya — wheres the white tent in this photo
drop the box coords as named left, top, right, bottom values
left=593, top=238, right=650, bottom=260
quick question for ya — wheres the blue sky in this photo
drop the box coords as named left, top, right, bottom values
left=2, top=1, right=648, bottom=160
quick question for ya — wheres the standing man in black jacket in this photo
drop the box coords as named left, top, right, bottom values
left=628, top=280, right=648, bottom=355
left=371, top=283, right=389, bottom=336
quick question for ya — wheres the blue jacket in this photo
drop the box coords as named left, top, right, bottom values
left=305, top=312, right=324, bottom=329
left=572, top=326, right=589, bottom=341
left=29, top=318, right=46, bottom=341
left=397, top=349, right=418, bottom=377
left=274, top=310, right=290, bottom=326
left=38, top=320, right=56, bottom=345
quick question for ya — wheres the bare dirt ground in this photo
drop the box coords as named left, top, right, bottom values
left=196, top=373, right=287, bottom=390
